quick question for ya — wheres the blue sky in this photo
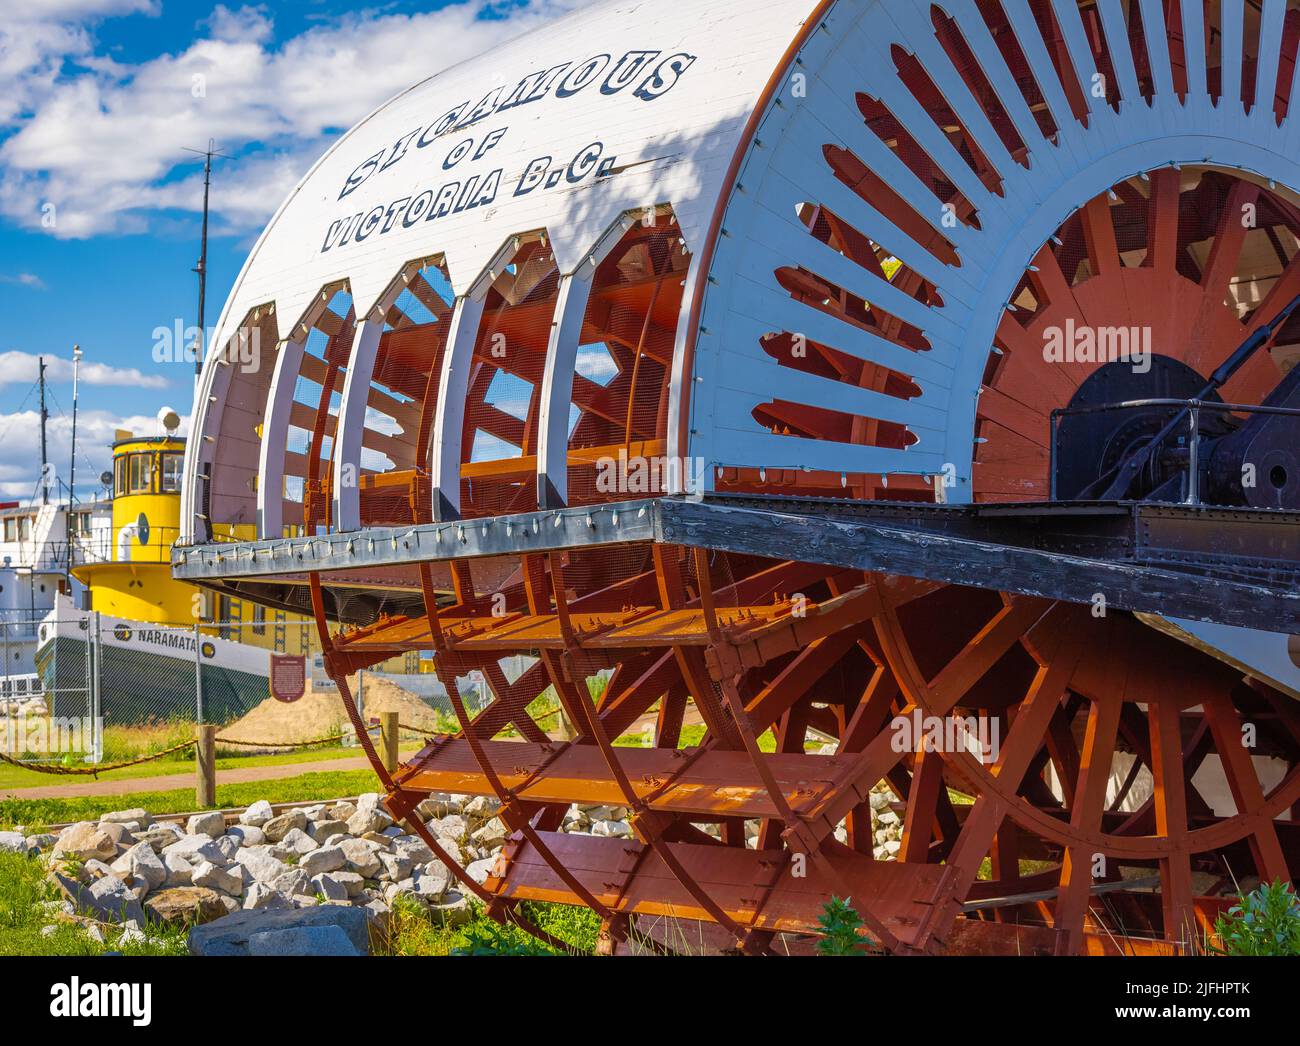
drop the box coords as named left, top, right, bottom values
left=0, top=0, right=585, bottom=501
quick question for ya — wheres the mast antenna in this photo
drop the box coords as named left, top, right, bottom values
left=38, top=356, right=48, bottom=506
left=182, top=140, right=231, bottom=382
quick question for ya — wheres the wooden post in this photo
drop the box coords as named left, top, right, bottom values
left=196, top=724, right=216, bottom=807
left=380, top=711, right=399, bottom=773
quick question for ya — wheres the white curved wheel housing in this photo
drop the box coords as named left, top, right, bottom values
left=182, top=0, right=1300, bottom=688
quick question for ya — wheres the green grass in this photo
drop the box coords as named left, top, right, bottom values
left=0, top=852, right=187, bottom=956
left=0, top=768, right=383, bottom=831
left=374, top=894, right=601, bottom=956
left=0, top=740, right=423, bottom=791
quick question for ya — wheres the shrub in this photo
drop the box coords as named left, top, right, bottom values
left=815, top=895, right=867, bottom=955
left=1213, top=879, right=1300, bottom=956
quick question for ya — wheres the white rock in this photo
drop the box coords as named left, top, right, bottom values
left=118, top=926, right=147, bottom=947
left=215, top=835, right=242, bottom=862
left=0, top=831, right=27, bottom=854
left=191, top=860, right=244, bottom=896
left=307, top=819, right=348, bottom=842
left=262, top=810, right=308, bottom=843
left=429, top=814, right=467, bottom=841
left=225, top=825, right=265, bottom=847
left=470, top=817, right=508, bottom=847
left=25, top=832, right=58, bottom=853
left=233, top=847, right=289, bottom=884
left=271, top=869, right=313, bottom=899
left=243, top=882, right=291, bottom=910
left=87, top=873, right=146, bottom=924
left=412, top=865, right=451, bottom=902
left=187, top=812, right=226, bottom=838
left=239, top=800, right=274, bottom=827
left=53, top=822, right=118, bottom=862
left=415, top=795, right=462, bottom=819
left=110, top=841, right=167, bottom=892
left=463, top=796, right=500, bottom=822
left=394, top=837, right=434, bottom=864
left=339, top=838, right=382, bottom=878
left=135, top=823, right=184, bottom=853
left=426, top=891, right=472, bottom=926
left=162, top=853, right=194, bottom=887
left=378, top=851, right=413, bottom=882
left=466, top=857, right=497, bottom=885
left=100, top=808, right=152, bottom=827
left=162, top=834, right=226, bottom=865
left=299, top=845, right=346, bottom=877
left=312, top=873, right=352, bottom=902
left=331, top=871, right=366, bottom=898
left=346, top=808, right=391, bottom=836
left=361, top=899, right=391, bottom=922
left=437, top=837, right=466, bottom=865
left=278, top=827, right=318, bottom=855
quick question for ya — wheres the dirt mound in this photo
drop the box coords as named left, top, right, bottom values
left=217, top=674, right=442, bottom=749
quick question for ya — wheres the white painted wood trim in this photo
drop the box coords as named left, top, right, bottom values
left=257, top=335, right=307, bottom=538
left=428, top=294, right=487, bottom=521
left=331, top=317, right=386, bottom=532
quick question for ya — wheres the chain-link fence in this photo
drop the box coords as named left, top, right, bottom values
left=0, top=611, right=541, bottom=768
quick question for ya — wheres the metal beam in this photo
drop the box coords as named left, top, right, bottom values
left=173, top=495, right=1300, bottom=633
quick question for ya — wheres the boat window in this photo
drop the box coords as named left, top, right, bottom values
left=3, top=519, right=13, bottom=542
left=19, top=517, right=31, bottom=541
left=160, top=453, right=183, bottom=493
left=127, top=453, right=154, bottom=494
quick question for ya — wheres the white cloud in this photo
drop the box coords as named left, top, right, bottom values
left=0, top=0, right=592, bottom=238
left=0, top=405, right=188, bottom=500
left=0, top=350, right=169, bottom=389
left=0, top=1, right=159, bottom=125
left=0, top=273, right=46, bottom=289
left=2, top=1, right=158, bottom=19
